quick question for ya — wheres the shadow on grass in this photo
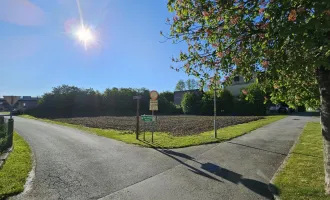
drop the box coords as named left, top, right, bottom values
left=139, top=139, right=278, bottom=199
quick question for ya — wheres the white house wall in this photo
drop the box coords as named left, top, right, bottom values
left=225, top=83, right=253, bottom=96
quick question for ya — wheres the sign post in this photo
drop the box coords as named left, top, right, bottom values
left=133, top=95, right=142, bottom=139
left=3, top=96, right=19, bottom=149
left=149, top=90, right=159, bottom=143
left=141, top=115, right=155, bottom=140
left=3, top=96, right=20, bottom=119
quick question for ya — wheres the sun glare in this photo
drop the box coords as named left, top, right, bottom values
left=75, top=26, right=94, bottom=49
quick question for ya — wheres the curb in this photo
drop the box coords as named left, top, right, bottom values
left=268, top=124, right=307, bottom=200
left=0, top=146, right=13, bottom=169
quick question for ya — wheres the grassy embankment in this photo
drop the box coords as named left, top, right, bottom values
left=0, top=132, right=32, bottom=199
left=274, top=122, right=329, bottom=200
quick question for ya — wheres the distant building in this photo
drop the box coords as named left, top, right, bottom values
left=173, top=89, right=202, bottom=105
left=0, top=96, right=39, bottom=111
left=225, top=76, right=255, bottom=96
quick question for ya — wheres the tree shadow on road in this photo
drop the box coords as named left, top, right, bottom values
left=140, top=140, right=279, bottom=199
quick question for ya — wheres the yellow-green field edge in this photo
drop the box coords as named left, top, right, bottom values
left=0, top=132, right=32, bottom=199
left=273, top=122, right=328, bottom=200
left=20, top=115, right=286, bottom=148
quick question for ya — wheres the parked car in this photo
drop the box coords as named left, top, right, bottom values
left=278, top=105, right=289, bottom=113
left=269, top=103, right=294, bottom=114
left=11, top=109, right=21, bottom=115
left=269, top=104, right=281, bottom=113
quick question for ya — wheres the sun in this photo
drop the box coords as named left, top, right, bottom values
left=75, top=26, right=94, bottom=49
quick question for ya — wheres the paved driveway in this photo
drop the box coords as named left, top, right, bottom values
left=11, top=115, right=317, bottom=200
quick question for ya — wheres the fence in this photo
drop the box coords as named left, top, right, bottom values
left=0, top=116, right=13, bottom=153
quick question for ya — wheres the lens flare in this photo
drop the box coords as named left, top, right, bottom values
left=75, top=26, right=94, bottom=49
left=73, top=0, right=97, bottom=50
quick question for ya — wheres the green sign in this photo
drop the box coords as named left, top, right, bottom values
left=141, top=115, right=153, bottom=122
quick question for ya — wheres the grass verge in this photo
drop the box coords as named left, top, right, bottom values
left=0, top=112, right=9, bottom=115
left=273, top=122, right=328, bottom=200
left=0, top=132, right=32, bottom=199
left=20, top=115, right=286, bottom=148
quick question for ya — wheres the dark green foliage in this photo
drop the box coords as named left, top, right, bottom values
left=181, top=92, right=202, bottom=114
left=159, top=91, right=174, bottom=103
left=218, top=90, right=235, bottom=115
left=181, top=87, right=267, bottom=116
left=200, top=90, right=235, bottom=115
left=200, top=92, right=213, bottom=115
left=235, top=83, right=269, bottom=116
left=27, top=85, right=179, bottom=118
left=0, top=116, right=10, bottom=153
left=27, top=84, right=270, bottom=118
left=234, top=100, right=266, bottom=116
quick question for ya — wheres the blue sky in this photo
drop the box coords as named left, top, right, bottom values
left=0, top=0, right=190, bottom=97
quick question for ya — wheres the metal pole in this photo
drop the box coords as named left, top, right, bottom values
left=136, top=99, right=140, bottom=139
left=214, top=89, right=217, bottom=138
left=7, top=118, right=14, bottom=148
left=152, top=110, right=154, bottom=143
left=10, top=105, right=13, bottom=119
left=143, top=120, right=146, bottom=141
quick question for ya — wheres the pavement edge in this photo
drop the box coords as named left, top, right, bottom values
left=267, top=123, right=307, bottom=200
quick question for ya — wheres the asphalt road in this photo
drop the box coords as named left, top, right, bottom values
left=11, top=115, right=318, bottom=200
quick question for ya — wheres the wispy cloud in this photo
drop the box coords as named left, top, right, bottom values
left=0, top=0, right=45, bottom=26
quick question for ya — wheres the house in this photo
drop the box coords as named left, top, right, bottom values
left=0, top=96, right=39, bottom=111
left=225, top=76, right=255, bottom=96
left=173, top=89, right=202, bottom=105
left=19, top=96, right=39, bottom=110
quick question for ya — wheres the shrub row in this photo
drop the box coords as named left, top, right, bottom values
left=181, top=84, right=269, bottom=116
left=26, top=84, right=270, bottom=118
left=26, top=85, right=181, bottom=118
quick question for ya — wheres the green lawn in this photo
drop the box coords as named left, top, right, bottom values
left=273, top=122, right=329, bottom=200
left=0, top=112, right=9, bottom=115
left=21, top=115, right=286, bottom=148
left=0, top=132, right=32, bottom=199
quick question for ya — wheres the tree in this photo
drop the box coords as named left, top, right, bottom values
left=239, top=83, right=269, bottom=115
left=175, top=79, right=186, bottom=91
left=186, top=79, right=198, bottom=90
left=175, top=79, right=199, bottom=91
left=164, top=0, right=330, bottom=191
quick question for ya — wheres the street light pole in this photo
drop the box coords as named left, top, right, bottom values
left=136, top=98, right=140, bottom=139
left=214, top=89, right=217, bottom=138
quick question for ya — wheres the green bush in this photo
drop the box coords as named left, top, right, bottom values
left=26, top=85, right=182, bottom=118
left=159, top=91, right=174, bottom=103
left=26, top=84, right=271, bottom=118
left=234, top=83, right=268, bottom=116
left=0, top=117, right=9, bottom=153
left=200, top=92, right=213, bottom=115
left=199, top=90, right=235, bottom=115
left=218, top=90, right=235, bottom=115
left=181, top=92, right=202, bottom=115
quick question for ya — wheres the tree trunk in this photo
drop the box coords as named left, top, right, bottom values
left=319, top=67, right=330, bottom=194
